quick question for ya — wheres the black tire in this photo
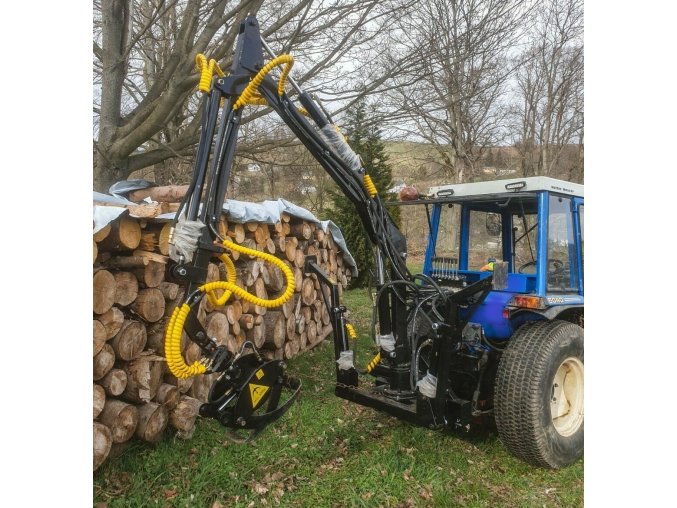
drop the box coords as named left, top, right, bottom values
left=495, top=319, right=584, bottom=468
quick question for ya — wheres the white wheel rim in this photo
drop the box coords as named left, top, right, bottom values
left=550, top=357, right=584, bottom=436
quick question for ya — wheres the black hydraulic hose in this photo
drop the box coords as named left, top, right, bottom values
left=370, top=280, right=419, bottom=342
left=412, top=273, right=446, bottom=298
left=257, top=81, right=410, bottom=283
left=202, top=97, right=233, bottom=224
left=187, top=91, right=222, bottom=221
left=264, top=86, right=365, bottom=202
left=172, top=94, right=212, bottom=226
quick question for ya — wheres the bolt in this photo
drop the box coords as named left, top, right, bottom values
left=237, top=417, right=246, bottom=427
left=177, top=267, right=187, bottom=276
left=217, top=79, right=224, bottom=85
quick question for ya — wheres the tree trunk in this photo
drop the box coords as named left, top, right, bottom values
left=170, top=395, right=202, bottom=433
left=262, top=311, right=285, bottom=348
left=93, top=224, right=112, bottom=243
left=291, top=222, right=312, bottom=239
left=93, top=422, right=112, bottom=471
left=164, top=373, right=193, bottom=394
left=97, top=306, right=125, bottom=339
left=133, top=260, right=165, bottom=288
left=99, top=399, right=139, bottom=443
left=94, top=384, right=106, bottom=419
left=245, top=323, right=266, bottom=348
left=100, top=369, right=128, bottom=397
left=253, top=277, right=268, bottom=315
left=94, top=320, right=107, bottom=356
left=301, top=278, right=316, bottom=305
left=155, top=383, right=180, bottom=410
left=158, top=282, right=180, bottom=300
left=110, top=320, right=147, bottom=361
left=97, top=217, right=142, bottom=252
left=122, top=355, right=163, bottom=402
left=128, top=185, right=189, bottom=203
left=94, top=344, right=116, bottom=381
left=131, top=288, right=165, bottom=322
left=113, top=271, right=139, bottom=306
left=135, top=402, right=169, bottom=443
left=205, top=312, right=229, bottom=345
left=93, top=270, right=116, bottom=314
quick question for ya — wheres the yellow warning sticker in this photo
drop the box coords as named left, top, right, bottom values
left=255, top=369, right=264, bottom=380
left=249, top=383, right=269, bottom=407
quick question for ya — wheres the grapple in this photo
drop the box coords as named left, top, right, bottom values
left=199, top=352, right=301, bottom=442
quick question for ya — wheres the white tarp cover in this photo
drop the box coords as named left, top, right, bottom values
left=93, top=193, right=357, bottom=274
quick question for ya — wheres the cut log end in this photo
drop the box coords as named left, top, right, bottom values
left=93, top=422, right=112, bottom=471
left=135, top=402, right=169, bottom=443
left=94, top=384, right=106, bottom=419
left=98, top=400, right=139, bottom=444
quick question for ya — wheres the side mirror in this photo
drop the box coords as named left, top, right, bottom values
left=486, top=213, right=501, bottom=237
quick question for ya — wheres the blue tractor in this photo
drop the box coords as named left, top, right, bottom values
left=415, top=176, right=584, bottom=467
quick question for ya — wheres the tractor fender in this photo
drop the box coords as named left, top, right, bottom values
left=510, top=304, right=583, bottom=325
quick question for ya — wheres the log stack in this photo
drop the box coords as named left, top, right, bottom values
left=92, top=204, right=352, bottom=470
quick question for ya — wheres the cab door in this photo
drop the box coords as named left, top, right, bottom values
left=546, top=194, right=581, bottom=294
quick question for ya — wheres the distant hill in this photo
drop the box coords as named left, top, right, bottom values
left=384, top=141, right=583, bottom=194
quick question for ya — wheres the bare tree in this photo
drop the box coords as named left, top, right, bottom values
left=383, top=0, right=531, bottom=183
left=511, top=0, right=583, bottom=179
left=93, top=0, right=413, bottom=191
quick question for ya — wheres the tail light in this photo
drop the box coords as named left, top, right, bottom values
left=508, top=295, right=547, bottom=310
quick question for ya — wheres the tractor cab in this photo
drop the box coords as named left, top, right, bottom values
left=419, top=177, right=584, bottom=339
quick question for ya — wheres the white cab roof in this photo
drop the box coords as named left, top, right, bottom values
left=428, top=177, right=583, bottom=199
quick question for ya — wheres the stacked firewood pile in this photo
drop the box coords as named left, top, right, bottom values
left=93, top=200, right=353, bottom=470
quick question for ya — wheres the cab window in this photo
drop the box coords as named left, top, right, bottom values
left=547, top=195, right=580, bottom=292
left=512, top=212, right=538, bottom=273
left=468, top=210, right=503, bottom=270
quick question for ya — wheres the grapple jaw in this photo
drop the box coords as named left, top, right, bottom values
left=199, top=354, right=301, bottom=442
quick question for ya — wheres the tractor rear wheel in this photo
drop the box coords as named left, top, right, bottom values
left=494, top=319, right=584, bottom=468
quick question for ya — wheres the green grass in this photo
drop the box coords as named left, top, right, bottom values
left=94, top=283, right=583, bottom=507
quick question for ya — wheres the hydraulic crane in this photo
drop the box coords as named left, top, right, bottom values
left=161, top=15, right=584, bottom=470
left=164, top=14, right=492, bottom=439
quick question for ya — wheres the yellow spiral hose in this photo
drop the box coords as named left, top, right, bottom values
left=165, top=304, right=208, bottom=379
left=204, top=252, right=237, bottom=307
left=194, top=52, right=307, bottom=115
left=346, top=323, right=357, bottom=340
left=367, top=352, right=381, bottom=373
left=233, top=55, right=294, bottom=110
left=201, top=238, right=295, bottom=308
left=196, top=54, right=225, bottom=93
left=164, top=237, right=296, bottom=379
left=363, top=174, right=378, bottom=198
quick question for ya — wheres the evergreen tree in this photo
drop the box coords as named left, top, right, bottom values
left=329, top=102, right=401, bottom=288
